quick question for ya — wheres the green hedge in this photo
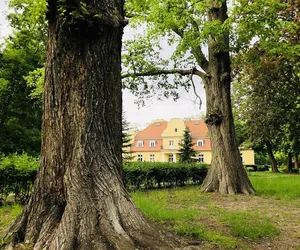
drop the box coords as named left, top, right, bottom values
left=0, top=156, right=209, bottom=204
left=0, top=153, right=39, bottom=205
left=123, top=162, right=209, bottom=190
left=245, top=165, right=269, bottom=172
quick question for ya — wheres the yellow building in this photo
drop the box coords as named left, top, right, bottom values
left=130, top=118, right=255, bottom=165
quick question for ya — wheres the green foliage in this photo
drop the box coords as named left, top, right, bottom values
left=124, top=161, right=208, bottom=190
left=0, top=204, right=22, bottom=233
left=0, top=153, right=39, bottom=204
left=230, top=0, right=299, bottom=54
left=122, top=0, right=215, bottom=102
left=122, top=113, right=134, bottom=162
left=232, top=0, right=300, bottom=170
left=178, top=126, right=196, bottom=163
left=24, top=67, right=44, bottom=101
left=0, top=0, right=46, bottom=156
left=255, top=151, right=271, bottom=165
left=220, top=211, right=279, bottom=241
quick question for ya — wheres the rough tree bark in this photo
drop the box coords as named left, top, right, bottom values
left=200, top=1, right=255, bottom=194
left=266, top=140, right=279, bottom=172
left=2, top=0, right=178, bottom=249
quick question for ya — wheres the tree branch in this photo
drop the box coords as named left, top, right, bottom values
left=190, top=69, right=202, bottom=109
left=122, top=68, right=206, bottom=79
left=172, top=27, right=209, bottom=73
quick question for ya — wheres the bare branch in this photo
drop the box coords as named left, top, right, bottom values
left=122, top=68, right=206, bottom=79
left=190, top=69, right=202, bottom=109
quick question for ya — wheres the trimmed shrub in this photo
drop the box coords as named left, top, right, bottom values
left=0, top=157, right=208, bottom=204
left=257, top=165, right=269, bottom=172
left=123, top=162, right=209, bottom=190
left=245, top=165, right=257, bottom=172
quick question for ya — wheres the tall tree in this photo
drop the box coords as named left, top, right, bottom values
left=122, top=113, right=134, bottom=162
left=3, top=0, right=177, bottom=249
left=232, top=0, right=300, bottom=173
left=0, top=0, right=46, bottom=156
left=179, top=126, right=196, bottom=163
left=124, top=0, right=255, bottom=194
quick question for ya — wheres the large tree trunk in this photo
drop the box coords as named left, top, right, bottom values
left=201, top=1, right=255, bottom=194
left=265, top=140, right=279, bottom=172
left=3, top=1, right=177, bottom=249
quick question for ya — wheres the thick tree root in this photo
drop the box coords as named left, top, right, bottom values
left=2, top=189, right=182, bottom=250
left=201, top=162, right=256, bottom=195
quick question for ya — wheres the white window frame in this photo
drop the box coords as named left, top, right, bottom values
left=169, top=140, right=174, bottom=146
left=197, top=140, right=204, bottom=147
left=149, top=140, right=156, bottom=148
left=137, top=141, right=143, bottom=148
left=178, top=140, right=182, bottom=145
left=150, top=154, right=155, bottom=162
left=198, top=154, right=204, bottom=163
left=168, top=154, right=174, bottom=162
left=137, top=154, right=143, bottom=161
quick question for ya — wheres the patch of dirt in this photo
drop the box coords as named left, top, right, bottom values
left=193, top=194, right=300, bottom=250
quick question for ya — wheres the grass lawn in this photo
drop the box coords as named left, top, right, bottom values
left=1, top=172, right=300, bottom=249
left=0, top=204, right=22, bottom=232
left=131, top=172, right=300, bottom=249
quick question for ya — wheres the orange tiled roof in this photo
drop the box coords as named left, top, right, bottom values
left=184, top=120, right=209, bottom=137
left=135, top=121, right=168, bottom=139
left=131, top=119, right=211, bottom=152
left=131, top=139, right=163, bottom=152
left=192, top=138, right=211, bottom=151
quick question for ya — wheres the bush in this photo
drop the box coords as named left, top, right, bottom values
left=0, top=157, right=208, bottom=204
left=244, top=165, right=258, bottom=172
left=245, top=165, right=270, bottom=172
left=123, top=162, right=208, bottom=190
left=0, top=153, right=39, bottom=205
left=257, top=165, right=269, bottom=172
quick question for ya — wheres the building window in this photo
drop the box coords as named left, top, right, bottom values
left=149, top=140, right=156, bottom=147
left=178, top=140, right=182, bottom=145
left=137, top=155, right=143, bottom=161
left=150, top=154, right=155, bottom=162
left=175, top=128, right=178, bottom=132
left=198, top=154, right=204, bottom=163
left=197, top=140, right=204, bottom=147
left=169, top=140, right=174, bottom=146
left=168, top=154, right=174, bottom=162
left=240, top=153, right=243, bottom=163
left=137, top=141, right=143, bottom=148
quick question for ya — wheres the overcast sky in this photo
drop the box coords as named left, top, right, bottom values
left=0, top=1, right=207, bottom=129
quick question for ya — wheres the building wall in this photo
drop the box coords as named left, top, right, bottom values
left=129, top=118, right=255, bottom=165
left=131, top=139, right=163, bottom=152
left=132, top=151, right=163, bottom=162
left=195, top=151, right=212, bottom=164
left=132, top=150, right=255, bottom=165
left=240, top=149, right=255, bottom=165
